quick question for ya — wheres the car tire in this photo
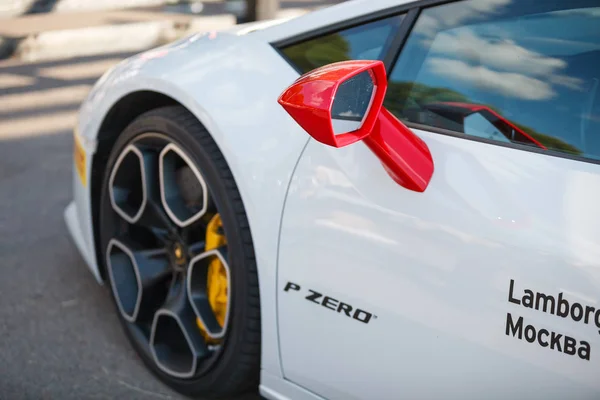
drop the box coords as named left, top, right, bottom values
left=98, top=105, right=261, bottom=399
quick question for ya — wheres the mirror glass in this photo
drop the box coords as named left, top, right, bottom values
left=331, top=70, right=376, bottom=135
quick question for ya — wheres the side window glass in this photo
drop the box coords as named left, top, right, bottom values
left=281, top=15, right=404, bottom=74
left=384, top=0, right=600, bottom=160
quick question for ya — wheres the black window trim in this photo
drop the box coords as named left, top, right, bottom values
left=272, top=45, right=304, bottom=75
left=382, top=8, right=419, bottom=73
left=273, top=0, right=600, bottom=166
left=406, top=122, right=600, bottom=166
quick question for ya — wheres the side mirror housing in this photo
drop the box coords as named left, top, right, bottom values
left=278, top=60, right=387, bottom=148
left=278, top=60, right=434, bottom=193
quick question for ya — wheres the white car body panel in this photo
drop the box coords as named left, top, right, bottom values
left=278, top=129, right=600, bottom=399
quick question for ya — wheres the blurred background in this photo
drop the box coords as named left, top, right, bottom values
left=0, top=0, right=340, bottom=398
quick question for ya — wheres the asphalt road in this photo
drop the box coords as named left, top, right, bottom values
left=0, top=52, right=260, bottom=400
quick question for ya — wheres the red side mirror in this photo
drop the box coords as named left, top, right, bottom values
left=277, top=60, right=434, bottom=193
left=278, top=60, right=386, bottom=148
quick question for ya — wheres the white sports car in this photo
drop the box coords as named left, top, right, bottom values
left=64, top=0, right=600, bottom=398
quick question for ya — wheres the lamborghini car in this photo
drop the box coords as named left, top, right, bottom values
left=64, top=0, right=600, bottom=399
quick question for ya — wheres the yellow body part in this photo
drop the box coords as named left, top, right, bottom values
left=197, top=214, right=228, bottom=342
left=73, top=131, right=87, bottom=187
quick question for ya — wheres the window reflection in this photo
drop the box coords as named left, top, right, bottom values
left=282, top=15, right=404, bottom=74
left=385, top=0, right=600, bottom=160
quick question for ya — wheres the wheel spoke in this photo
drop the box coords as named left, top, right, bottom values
left=106, top=237, right=171, bottom=323
left=109, top=145, right=148, bottom=224
left=150, top=274, right=209, bottom=378
left=159, top=143, right=209, bottom=228
left=186, top=239, right=206, bottom=258
left=187, top=246, right=230, bottom=340
left=133, top=147, right=180, bottom=234
left=135, top=200, right=180, bottom=236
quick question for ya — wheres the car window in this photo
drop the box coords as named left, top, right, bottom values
left=384, top=0, right=600, bottom=160
left=281, top=15, right=404, bottom=74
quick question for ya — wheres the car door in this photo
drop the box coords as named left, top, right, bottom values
left=276, top=1, right=600, bottom=399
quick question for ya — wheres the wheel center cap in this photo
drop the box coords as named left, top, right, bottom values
left=172, top=242, right=187, bottom=267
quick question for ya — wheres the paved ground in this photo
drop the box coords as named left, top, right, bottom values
left=0, top=51, right=261, bottom=400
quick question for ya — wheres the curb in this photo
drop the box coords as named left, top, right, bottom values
left=14, top=21, right=187, bottom=62
left=52, top=0, right=171, bottom=13
left=1, top=16, right=235, bottom=62
left=0, top=7, right=312, bottom=63
left=0, top=0, right=175, bottom=19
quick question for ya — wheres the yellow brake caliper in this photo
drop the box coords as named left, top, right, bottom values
left=197, top=214, right=228, bottom=343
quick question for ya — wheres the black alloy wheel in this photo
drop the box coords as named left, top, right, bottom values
left=99, top=106, right=261, bottom=399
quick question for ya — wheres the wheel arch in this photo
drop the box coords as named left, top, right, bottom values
left=91, top=90, right=183, bottom=279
